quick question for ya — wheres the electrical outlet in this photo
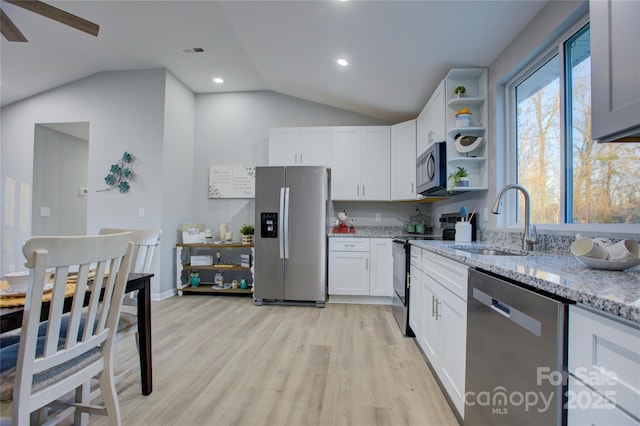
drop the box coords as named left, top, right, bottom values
left=40, top=207, right=50, bottom=217
left=483, top=207, right=489, bottom=222
left=138, top=207, right=145, bottom=218
left=375, top=213, right=381, bottom=222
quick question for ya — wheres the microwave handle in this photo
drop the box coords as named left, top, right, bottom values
left=426, top=153, right=435, bottom=180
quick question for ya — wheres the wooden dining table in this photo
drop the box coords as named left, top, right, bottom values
left=0, top=272, right=154, bottom=395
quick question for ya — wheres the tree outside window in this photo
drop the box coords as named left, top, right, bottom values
left=512, top=23, right=640, bottom=225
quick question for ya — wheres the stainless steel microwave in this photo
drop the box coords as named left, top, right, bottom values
left=416, top=142, right=449, bottom=196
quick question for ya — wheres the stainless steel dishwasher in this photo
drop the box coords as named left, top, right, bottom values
left=465, top=268, right=569, bottom=426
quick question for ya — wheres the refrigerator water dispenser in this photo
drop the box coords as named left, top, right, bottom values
left=260, top=212, right=278, bottom=238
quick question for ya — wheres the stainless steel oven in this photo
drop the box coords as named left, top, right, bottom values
left=391, top=239, right=413, bottom=336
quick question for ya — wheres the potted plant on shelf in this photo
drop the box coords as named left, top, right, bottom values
left=240, top=224, right=255, bottom=244
left=454, top=85, right=466, bottom=98
left=448, top=166, right=469, bottom=193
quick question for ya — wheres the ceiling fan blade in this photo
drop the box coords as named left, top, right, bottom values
left=1, top=8, right=28, bottom=41
left=6, top=0, right=99, bottom=37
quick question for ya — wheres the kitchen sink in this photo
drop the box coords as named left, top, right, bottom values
left=454, top=247, right=527, bottom=256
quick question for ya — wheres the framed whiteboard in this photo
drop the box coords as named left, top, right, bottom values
left=208, top=165, right=255, bottom=198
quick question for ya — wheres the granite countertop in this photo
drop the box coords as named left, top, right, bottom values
left=410, top=240, right=640, bottom=324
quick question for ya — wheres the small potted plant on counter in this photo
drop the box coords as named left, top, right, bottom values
left=448, top=166, right=469, bottom=193
left=240, top=224, right=255, bottom=244
left=454, top=85, right=466, bottom=98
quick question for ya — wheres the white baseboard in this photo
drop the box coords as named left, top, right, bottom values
left=328, top=295, right=392, bottom=305
left=153, top=289, right=176, bottom=301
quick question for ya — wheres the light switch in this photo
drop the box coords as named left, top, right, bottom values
left=138, top=207, right=145, bottom=218
left=40, top=207, right=50, bottom=217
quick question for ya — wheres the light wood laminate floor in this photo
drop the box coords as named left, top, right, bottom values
left=3, top=296, right=458, bottom=425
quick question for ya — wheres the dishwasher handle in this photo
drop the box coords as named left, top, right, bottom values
left=491, top=298, right=511, bottom=317
left=472, top=287, right=542, bottom=337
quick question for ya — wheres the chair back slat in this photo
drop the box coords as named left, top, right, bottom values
left=13, top=232, right=134, bottom=421
left=99, top=228, right=162, bottom=273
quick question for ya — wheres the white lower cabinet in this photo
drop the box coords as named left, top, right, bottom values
left=369, top=238, right=393, bottom=297
left=328, top=238, right=392, bottom=299
left=411, top=248, right=468, bottom=418
left=408, top=261, right=421, bottom=339
left=568, top=376, right=640, bottom=426
left=567, top=305, right=640, bottom=425
left=419, top=272, right=439, bottom=364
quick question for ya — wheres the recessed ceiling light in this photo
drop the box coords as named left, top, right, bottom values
left=337, top=58, right=349, bottom=67
left=212, top=77, right=224, bottom=84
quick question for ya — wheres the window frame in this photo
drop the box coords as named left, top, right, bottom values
left=502, top=15, right=636, bottom=234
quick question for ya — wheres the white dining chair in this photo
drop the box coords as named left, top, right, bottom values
left=2, top=233, right=134, bottom=426
left=98, top=228, right=162, bottom=385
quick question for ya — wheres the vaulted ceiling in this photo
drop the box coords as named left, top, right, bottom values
left=0, top=0, right=548, bottom=122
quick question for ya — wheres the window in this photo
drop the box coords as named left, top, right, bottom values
left=507, top=21, right=640, bottom=228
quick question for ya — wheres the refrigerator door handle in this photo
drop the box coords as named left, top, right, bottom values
left=279, top=187, right=286, bottom=259
left=283, top=187, right=291, bottom=259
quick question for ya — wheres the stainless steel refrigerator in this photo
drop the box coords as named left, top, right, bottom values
left=254, top=166, right=329, bottom=307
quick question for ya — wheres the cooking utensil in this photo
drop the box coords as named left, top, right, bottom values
left=460, top=206, right=468, bottom=221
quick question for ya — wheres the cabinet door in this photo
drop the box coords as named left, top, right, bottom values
left=424, top=80, right=446, bottom=148
left=416, top=109, right=427, bottom=157
left=330, top=127, right=362, bottom=200
left=419, top=272, right=440, bottom=366
left=299, top=127, right=331, bottom=166
left=361, top=126, right=391, bottom=201
left=391, top=120, right=417, bottom=201
left=568, top=376, right=640, bottom=426
left=369, top=238, right=393, bottom=297
left=409, top=263, right=421, bottom=340
left=268, top=128, right=300, bottom=166
left=568, top=305, right=640, bottom=420
left=328, top=250, right=369, bottom=295
left=438, top=284, right=467, bottom=417
left=590, top=0, right=640, bottom=142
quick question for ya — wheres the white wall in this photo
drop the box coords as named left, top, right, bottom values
left=192, top=91, right=389, bottom=238
left=1, top=69, right=167, bottom=292
left=160, top=72, right=196, bottom=298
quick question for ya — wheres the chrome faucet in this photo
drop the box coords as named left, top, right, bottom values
left=491, top=184, right=538, bottom=251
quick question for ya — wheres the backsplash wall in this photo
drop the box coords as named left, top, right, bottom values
left=482, top=229, right=640, bottom=255
left=330, top=201, right=420, bottom=227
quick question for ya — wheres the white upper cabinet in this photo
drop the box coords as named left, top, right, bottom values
left=590, top=0, right=640, bottom=142
left=391, top=119, right=417, bottom=201
left=331, top=126, right=391, bottom=201
left=268, top=127, right=331, bottom=166
left=417, top=79, right=446, bottom=156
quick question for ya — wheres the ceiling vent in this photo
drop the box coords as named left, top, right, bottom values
left=181, top=47, right=205, bottom=53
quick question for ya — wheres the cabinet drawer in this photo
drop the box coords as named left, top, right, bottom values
left=568, top=305, right=640, bottom=420
left=568, top=375, right=640, bottom=426
left=421, top=250, right=468, bottom=301
left=410, top=245, right=422, bottom=268
left=329, top=238, right=369, bottom=252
